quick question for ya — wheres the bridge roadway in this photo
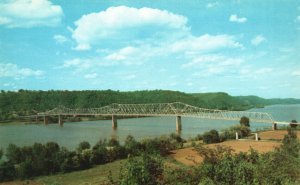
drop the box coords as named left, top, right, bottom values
left=37, top=102, right=294, bottom=131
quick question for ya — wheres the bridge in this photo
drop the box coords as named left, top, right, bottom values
left=36, top=102, right=294, bottom=131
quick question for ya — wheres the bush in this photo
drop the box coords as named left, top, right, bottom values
left=240, top=116, right=250, bottom=127
left=77, top=141, right=91, bottom=153
left=124, top=135, right=141, bottom=156
left=202, top=130, right=220, bottom=144
left=220, top=125, right=251, bottom=141
left=120, top=154, right=163, bottom=185
left=290, top=120, right=298, bottom=128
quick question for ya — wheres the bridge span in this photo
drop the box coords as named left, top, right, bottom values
left=37, top=102, right=293, bottom=131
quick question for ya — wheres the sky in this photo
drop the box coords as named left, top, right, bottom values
left=0, top=0, right=300, bottom=98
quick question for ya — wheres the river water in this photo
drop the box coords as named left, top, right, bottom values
left=0, top=104, right=299, bottom=150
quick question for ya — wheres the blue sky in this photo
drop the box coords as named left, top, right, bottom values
left=0, top=0, right=300, bottom=98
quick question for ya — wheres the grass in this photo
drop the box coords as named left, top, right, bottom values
left=36, top=160, right=125, bottom=185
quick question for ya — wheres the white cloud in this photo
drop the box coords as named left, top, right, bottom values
left=0, top=63, right=44, bottom=78
left=206, top=2, right=219, bottom=8
left=170, top=34, right=242, bottom=53
left=53, top=34, right=67, bottom=44
left=0, top=0, right=63, bottom=28
left=71, top=6, right=189, bottom=50
left=63, top=58, right=92, bottom=69
left=105, top=46, right=137, bottom=61
left=251, top=35, right=266, bottom=46
left=229, top=14, right=247, bottom=23
left=84, top=73, right=98, bottom=79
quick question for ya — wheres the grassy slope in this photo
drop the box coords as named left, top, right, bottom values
left=37, top=160, right=124, bottom=185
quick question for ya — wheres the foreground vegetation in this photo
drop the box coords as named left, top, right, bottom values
left=1, top=126, right=299, bottom=184
left=1, top=89, right=299, bottom=121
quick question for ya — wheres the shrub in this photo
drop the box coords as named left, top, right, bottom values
left=77, top=141, right=91, bottom=153
left=240, top=116, right=250, bottom=127
left=119, top=154, right=163, bottom=185
left=202, top=129, right=220, bottom=144
left=220, top=125, right=251, bottom=141
left=5, top=144, right=22, bottom=164
left=124, top=135, right=141, bottom=156
left=290, top=120, right=298, bottom=128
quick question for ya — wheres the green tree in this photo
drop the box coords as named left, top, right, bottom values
left=120, top=154, right=163, bottom=185
left=6, top=144, right=22, bottom=164
left=239, top=116, right=250, bottom=127
left=290, top=120, right=298, bottom=128
left=202, top=129, right=220, bottom=144
left=77, top=141, right=91, bottom=153
left=124, top=135, right=141, bottom=156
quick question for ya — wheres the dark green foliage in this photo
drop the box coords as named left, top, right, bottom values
left=202, top=129, right=220, bottom=144
left=290, top=120, right=298, bottom=128
left=0, top=149, right=2, bottom=160
left=119, top=154, right=163, bottom=185
left=195, top=133, right=300, bottom=185
left=124, top=135, right=141, bottom=156
left=141, top=136, right=176, bottom=156
left=91, top=140, right=108, bottom=165
left=77, top=141, right=91, bottom=153
left=0, top=162, right=16, bottom=182
left=163, top=167, right=200, bottom=185
left=5, top=144, right=22, bottom=164
left=239, top=116, right=250, bottom=127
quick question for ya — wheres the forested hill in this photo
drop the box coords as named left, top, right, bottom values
left=0, top=90, right=300, bottom=121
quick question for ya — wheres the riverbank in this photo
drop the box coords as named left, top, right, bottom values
left=2, top=129, right=299, bottom=185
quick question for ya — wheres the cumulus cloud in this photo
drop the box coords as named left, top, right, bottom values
left=251, top=35, right=266, bottom=46
left=53, top=34, right=67, bottom=44
left=170, top=34, right=242, bottom=52
left=71, top=6, right=189, bottom=50
left=0, top=63, right=44, bottom=78
left=0, top=0, right=63, bottom=28
left=229, top=14, right=247, bottom=23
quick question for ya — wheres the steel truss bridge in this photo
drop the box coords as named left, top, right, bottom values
left=37, top=102, right=294, bottom=130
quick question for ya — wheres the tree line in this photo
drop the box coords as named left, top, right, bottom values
left=0, top=133, right=183, bottom=182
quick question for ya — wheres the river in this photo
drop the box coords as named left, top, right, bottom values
left=0, top=104, right=299, bottom=150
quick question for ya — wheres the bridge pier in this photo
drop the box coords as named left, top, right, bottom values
left=176, top=116, right=182, bottom=131
left=112, top=115, right=117, bottom=129
left=44, top=116, right=48, bottom=125
left=58, top=115, right=64, bottom=126
left=272, top=122, right=277, bottom=130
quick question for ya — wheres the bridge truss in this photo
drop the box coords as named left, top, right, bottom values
left=38, top=102, right=280, bottom=124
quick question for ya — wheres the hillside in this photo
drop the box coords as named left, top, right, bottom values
left=0, top=90, right=299, bottom=121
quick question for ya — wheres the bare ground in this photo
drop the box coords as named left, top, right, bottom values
left=170, top=140, right=281, bottom=166
left=258, top=130, right=300, bottom=140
